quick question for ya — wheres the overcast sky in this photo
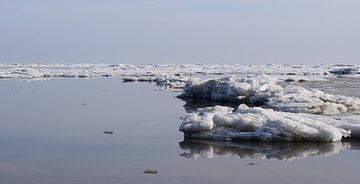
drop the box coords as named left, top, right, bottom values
left=0, top=0, right=359, bottom=64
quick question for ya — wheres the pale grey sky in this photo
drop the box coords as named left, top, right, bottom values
left=0, top=0, right=359, bottom=64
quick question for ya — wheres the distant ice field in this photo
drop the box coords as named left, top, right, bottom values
left=1, top=64, right=359, bottom=82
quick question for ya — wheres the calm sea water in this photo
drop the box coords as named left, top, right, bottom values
left=0, top=78, right=360, bottom=184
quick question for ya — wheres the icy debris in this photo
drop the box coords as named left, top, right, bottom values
left=247, top=162, right=259, bottom=166
left=178, top=75, right=282, bottom=104
left=154, top=75, right=188, bottom=88
left=144, top=169, right=158, bottom=174
left=179, top=105, right=350, bottom=142
left=123, top=75, right=188, bottom=89
left=179, top=139, right=350, bottom=161
left=122, top=77, right=151, bottom=83
left=284, top=78, right=296, bottom=82
left=267, top=85, right=360, bottom=114
left=179, top=106, right=233, bottom=133
left=102, top=131, right=114, bottom=135
left=1, top=64, right=359, bottom=81
left=178, top=76, right=360, bottom=114
left=330, top=67, right=359, bottom=75
left=302, top=114, right=360, bottom=139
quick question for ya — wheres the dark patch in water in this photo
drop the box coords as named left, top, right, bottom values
left=103, top=131, right=114, bottom=135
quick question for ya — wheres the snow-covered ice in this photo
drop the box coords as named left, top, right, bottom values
left=179, top=105, right=355, bottom=142
left=1, top=64, right=360, bottom=82
left=178, top=75, right=360, bottom=114
left=178, top=75, right=282, bottom=103
left=329, top=65, right=360, bottom=75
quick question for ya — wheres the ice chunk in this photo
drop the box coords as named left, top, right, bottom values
left=122, top=74, right=188, bottom=89
left=179, top=106, right=233, bottom=133
left=330, top=67, right=359, bottom=75
left=178, top=75, right=282, bottom=104
left=267, top=85, right=360, bottom=114
left=178, top=75, right=360, bottom=115
left=302, top=113, right=360, bottom=139
left=179, top=105, right=350, bottom=142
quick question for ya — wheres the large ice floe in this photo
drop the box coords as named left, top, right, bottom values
left=178, top=75, right=360, bottom=114
left=180, top=105, right=352, bottom=142
left=178, top=75, right=360, bottom=142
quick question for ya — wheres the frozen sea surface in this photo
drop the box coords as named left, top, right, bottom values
left=1, top=64, right=360, bottom=84
left=1, top=78, right=360, bottom=184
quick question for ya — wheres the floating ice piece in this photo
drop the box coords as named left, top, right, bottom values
left=180, top=106, right=233, bottom=133
left=302, top=113, right=360, bottom=139
left=144, top=169, right=158, bottom=174
left=122, top=75, right=188, bottom=89
left=178, top=75, right=283, bottom=104
left=267, top=85, right=360, bottom=114
left=330, top=66, right=359, bottom=75
left=179, top=139, right=350, bottom=161
left=154, top=75, right=188, bottom=88
left=179, top=105, right=350, bottom=142
left=178, top=76, right=360, bottom=114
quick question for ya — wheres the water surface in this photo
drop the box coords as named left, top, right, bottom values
left=0, top=78, right=360, bottom=184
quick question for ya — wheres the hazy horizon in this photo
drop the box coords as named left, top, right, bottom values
left=1, top=0, right=360, bottom=64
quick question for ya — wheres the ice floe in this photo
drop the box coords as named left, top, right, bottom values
left=178, top=75, right=282, bottom=103
left=302, top=113, right=360, bottom=139
left=329, top=65, right=359, bottom=75
left=178, top=74, right=360, bottom=142
left=267, top=85, right=360, bottom=114
left=123, top=75, right=187, bottom=89
left=179, top=105, right=353, bottom=142
left=178, top=75, right=360, bottom=114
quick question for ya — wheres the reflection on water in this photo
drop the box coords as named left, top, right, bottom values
left=179, top=139, right=360, bottom=161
